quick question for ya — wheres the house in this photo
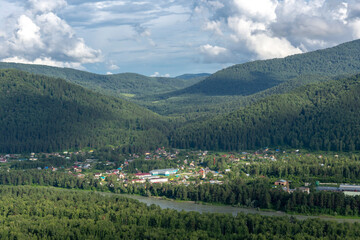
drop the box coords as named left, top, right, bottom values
left=130, top=179, right=146, bottom=184
left=94, top=173, right=102, bottom=179
left=150, top=168, right=178, bottom=176
left=148, top=178, right=168, bottom=184
left=339, top=184, right=360, bottom=192
left=135, top=173, right=152, bottom=179
left=210, top=180, right=223, bottom=184
left=297, top=187, right=310, bottom=194
left=274, top=180, right=288, bottom=186
left=83, top=164, right=91, bottom=169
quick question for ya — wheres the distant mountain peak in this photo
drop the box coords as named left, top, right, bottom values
left=175, top=73, right=211, bottom=80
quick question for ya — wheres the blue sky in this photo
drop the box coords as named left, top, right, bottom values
left=1, top=0, right=360, bottom=77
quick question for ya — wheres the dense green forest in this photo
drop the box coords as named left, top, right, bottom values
left=4, top=40, right=360, bottom=119
left=171, top=74, right=360, bottom=151
left=2, top=167, right=360, bottom=217
left=2, top=69, right=360, bottom=153
left=3, top=41, right=360, bottom=153
left=177, top=39, right=360, bottom=96
left=0, top=185, right=359, bottom=239
left=0, top=69, right=170, bottom=153
left=0, top=62, right=205, bottom=100
left=2, top=40, right=360, bottom=120
left=138, top=40, right=360, bottom=118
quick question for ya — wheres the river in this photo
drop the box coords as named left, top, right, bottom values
left=118, top=193, right=360, bottom=223
left=46, top=187, right=360, bottom=223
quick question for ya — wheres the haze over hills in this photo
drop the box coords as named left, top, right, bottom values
left=2, top=39, right=360, bottom=153
left=0, top=69, right=170, bottom=153
left=3, top=40, right=360, bottom=121
left=175, top=73, right=211, bottom=80
left=170, top=74, right=360, bottom=152
left=143, top=39, right=360, bottom=118
left=0, top=62, right=204, bottom=100
left=177, top=39, right=360, bottom=96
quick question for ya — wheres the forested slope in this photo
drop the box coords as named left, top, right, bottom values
left=0, top=62, right=203, bottom=99
left=171, top=74, right=360, bottom=151
left=174, top=39, right=360, bottom=96
left=0, top=185, right=359, bottom=239
left=0, top=69, right=170, bottom=153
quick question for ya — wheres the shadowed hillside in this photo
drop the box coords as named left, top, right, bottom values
left=0, top=69, right=170, bottom=153
left=171, top=74, right=360, bottom=151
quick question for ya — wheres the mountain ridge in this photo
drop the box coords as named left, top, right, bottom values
left=0, top=62, right=204, bottom=99
left=170, top=74, right=360, bottom=151
left=0, top=69, right=170, bottom=153
left=171, top=39, right=360, bottom=96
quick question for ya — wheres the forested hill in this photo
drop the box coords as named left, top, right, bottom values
left=175, top=73, right=210, bottom=80
left=171, top=74, right=360, bottom=152
left=0, top=69, right=170, bottom=153
left=0, top=62, right=203, bottom=99
left=176, top=39, right=360, bottom=96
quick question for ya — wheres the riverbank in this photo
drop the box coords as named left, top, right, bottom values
left=27, top=185, right=360, bottom=223
left=103, top=192, right=360, bottom=223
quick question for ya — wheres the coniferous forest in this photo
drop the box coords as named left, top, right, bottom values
left=3, top=39, right=360, bottom=239
left=2, top=68, right=360, bottom=153
left=1, top=185, right=360, bottom=239
left=171, top=75, right=360, bottom=151
left=0, top=69, right=170, bottom=153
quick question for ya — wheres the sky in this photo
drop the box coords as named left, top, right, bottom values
left=0, top=0, right=360, bottom=77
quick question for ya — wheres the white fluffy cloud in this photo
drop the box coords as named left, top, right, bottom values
left=200, top=44, right=227, bottom=56
left=2, top=56, right=83, bottom=69
left=151, top=72, right=170, bottom=77
left=11, top=15, right=44, bottom=50
left=2, top=0, right=360, bottom=75
left=233, top=0, right=278, bottom=22
left=0, top=0, right=101, bottom=69
left=197, top=0, right=360, bottom=63
left=28, top=0, right=67, bottom=13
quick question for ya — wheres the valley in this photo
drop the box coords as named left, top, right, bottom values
left=2, top=39, right=360, bottom=239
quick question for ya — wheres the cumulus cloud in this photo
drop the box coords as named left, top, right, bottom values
left=2, top=56, right=83, bottom=69
left=108, top=62, right=120, bottom=71
left=28, top=0, right=67, bottom=13
left=200, top=44, right=227, bottom=56
left=204, top=21, right=223, bottom=35
left=150, top=72, right=170, bottom=77
left=0, top=0, right=101, bottom=69
left=196, top=0, right=360, bottom=63
left=233, top=0, right=278, bottom=22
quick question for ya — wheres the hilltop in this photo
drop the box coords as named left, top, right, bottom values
left=144, top=40, right=360, bottom=118
left=178, top=39, right=360, bottom=96
left=171, top=74, right=360, bottom=152
left=0, top=62, right=203, bottom=99
left=0, top=69, right=170, bottom=153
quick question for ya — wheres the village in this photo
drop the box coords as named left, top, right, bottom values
left=0, top=148, right=229, bottom=186
left=1, top=147, right=360, bottom=195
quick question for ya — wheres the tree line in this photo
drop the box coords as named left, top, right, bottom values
left=171, top=75, right=360, bottom=152
left=0, top=185, right=360, bottom=239
left=2, top=169, right=360, bottom=217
